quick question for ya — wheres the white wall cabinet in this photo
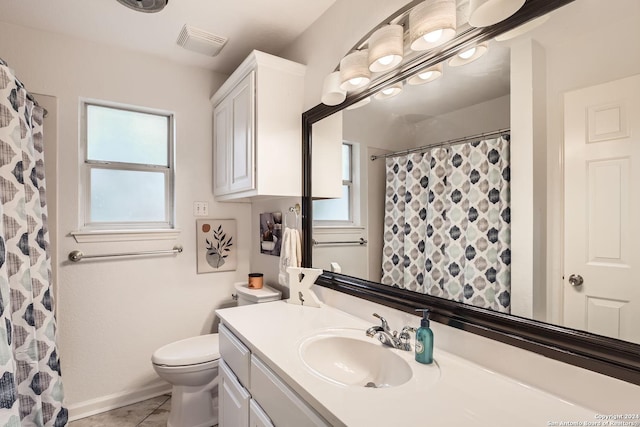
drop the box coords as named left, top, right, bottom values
left=219, top=322, right=330, bottom=427
left=211, top=50, right=306, bottom=201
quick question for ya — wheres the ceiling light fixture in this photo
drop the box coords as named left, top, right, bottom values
left=409, top=0, right=457, bottom=51
left=407, top=63, right=443, bottom=85
left=468, top=0, right=526, bottom=27
left=321, top=72, right=347, bottom=106
left=448, top=42, right=488, bottom=66
left=374, top=82, right=403, bottom=100
left=368, top=24, right=404, bottom=73
left=339, top=50, right=372, bottom=91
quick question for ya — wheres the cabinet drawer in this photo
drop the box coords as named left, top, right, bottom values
left=250, top=355, right=330, bottom=427
left=219, top=323, right=251, bottom=388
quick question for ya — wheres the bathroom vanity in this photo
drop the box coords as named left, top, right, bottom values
left=216, top=301, right=597, bottom=427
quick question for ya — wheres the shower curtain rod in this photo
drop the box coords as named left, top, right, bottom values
left=370, top=128, right=510, bottom=161
left=1, top=58, right=48, bottom=117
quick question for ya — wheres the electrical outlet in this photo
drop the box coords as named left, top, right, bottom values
left=193, top=201, right=209, bottom=217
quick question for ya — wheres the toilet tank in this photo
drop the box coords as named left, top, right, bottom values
left=234, top=282, right=282, bottom=306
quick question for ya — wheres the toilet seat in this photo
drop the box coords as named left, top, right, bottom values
left=152, top=334, right=220, bottom=367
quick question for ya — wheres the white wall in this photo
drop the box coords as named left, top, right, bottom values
left=413, top=95, right=510, bottom=144
left=344, top=107, right=417, bottom=153
left=0, top=22, right=251, bottom=418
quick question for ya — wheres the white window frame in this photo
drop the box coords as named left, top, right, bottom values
left=77, top=99, right=176, bottom=235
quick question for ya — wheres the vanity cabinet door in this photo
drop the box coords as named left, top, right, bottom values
left=249, top=399, right=275, bottom=427
left=250, top=355, right=330, bottom=427
left=219, top=360, right=250, bottom=427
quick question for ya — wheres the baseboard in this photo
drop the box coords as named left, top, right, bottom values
left=67, top=382, right=173, bottom=421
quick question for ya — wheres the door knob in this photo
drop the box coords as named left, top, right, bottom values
left=568, top=274, right=584, bottom=287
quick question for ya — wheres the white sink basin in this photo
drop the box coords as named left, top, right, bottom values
left=298, top=329, right=414, bottom=388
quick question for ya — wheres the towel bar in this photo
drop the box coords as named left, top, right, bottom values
left=312, top=238, right=367, bottom=246
left=68, top=245, right=183, bottom=262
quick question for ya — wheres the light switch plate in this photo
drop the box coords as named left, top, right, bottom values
left=193, top=201, right=209, bottom=216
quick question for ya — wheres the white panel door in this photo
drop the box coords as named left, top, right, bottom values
left=563, top=74, right=640, bottom=344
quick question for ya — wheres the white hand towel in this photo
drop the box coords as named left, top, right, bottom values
left=279, top=228, right=302, bottom=286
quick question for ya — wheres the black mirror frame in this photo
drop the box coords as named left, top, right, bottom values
left=302, top=0, right=640, bottom=386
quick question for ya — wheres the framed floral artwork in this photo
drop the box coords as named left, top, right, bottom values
left=197, top=219, right=237, bottom=273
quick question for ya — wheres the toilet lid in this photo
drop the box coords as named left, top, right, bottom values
left=234, top=282, right=282, bottom=303
left=152, top=334, right=220, bottom=366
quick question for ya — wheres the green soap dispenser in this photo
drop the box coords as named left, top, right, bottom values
left=415, top=309, right=434, bottom=364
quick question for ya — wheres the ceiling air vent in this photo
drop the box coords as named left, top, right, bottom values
left=177, top=25, right=228, bottom=57
left=116, top=0, right=168, bottom=13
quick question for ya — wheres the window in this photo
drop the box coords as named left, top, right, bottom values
left=81, top=101, right=174, bottom=230
left=313, top=143, right=354, bottom=224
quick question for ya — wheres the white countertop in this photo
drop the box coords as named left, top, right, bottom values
left=216, top=301, right=598, bottom=427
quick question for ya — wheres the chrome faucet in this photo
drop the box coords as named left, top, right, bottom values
left=365, top=313, right=414, bottom=351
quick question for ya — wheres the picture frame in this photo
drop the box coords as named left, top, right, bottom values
left=196, top=219, right=237, bottom=273
left=259, top=212, right=282, bottom=257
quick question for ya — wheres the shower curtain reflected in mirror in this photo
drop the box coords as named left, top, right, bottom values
left=381, top=135, right=511, bottom=313
left=0, top=59, right=67, bottom=426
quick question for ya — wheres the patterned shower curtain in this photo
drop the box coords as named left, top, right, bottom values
left=0, top=59, right=67, bottom=426
left=381, top=136, right=511, bottom=313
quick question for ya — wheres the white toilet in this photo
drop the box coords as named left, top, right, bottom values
left=151, top=282, right=281, bottom=427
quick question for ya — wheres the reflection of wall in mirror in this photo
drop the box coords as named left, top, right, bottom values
left=414, top=95, right=510, bottom=143
left=312, top=112, right=343, bottom=199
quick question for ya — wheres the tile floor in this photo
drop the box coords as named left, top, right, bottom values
left=69, top=394, right=172, bottom=427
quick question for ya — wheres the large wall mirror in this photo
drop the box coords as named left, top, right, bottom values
left=302, top=0, right=640, bottom=385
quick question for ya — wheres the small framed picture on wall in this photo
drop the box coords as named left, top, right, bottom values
left=196, top=219, right=237, bottom=273
left=259, top=212, right=282, bottom=257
